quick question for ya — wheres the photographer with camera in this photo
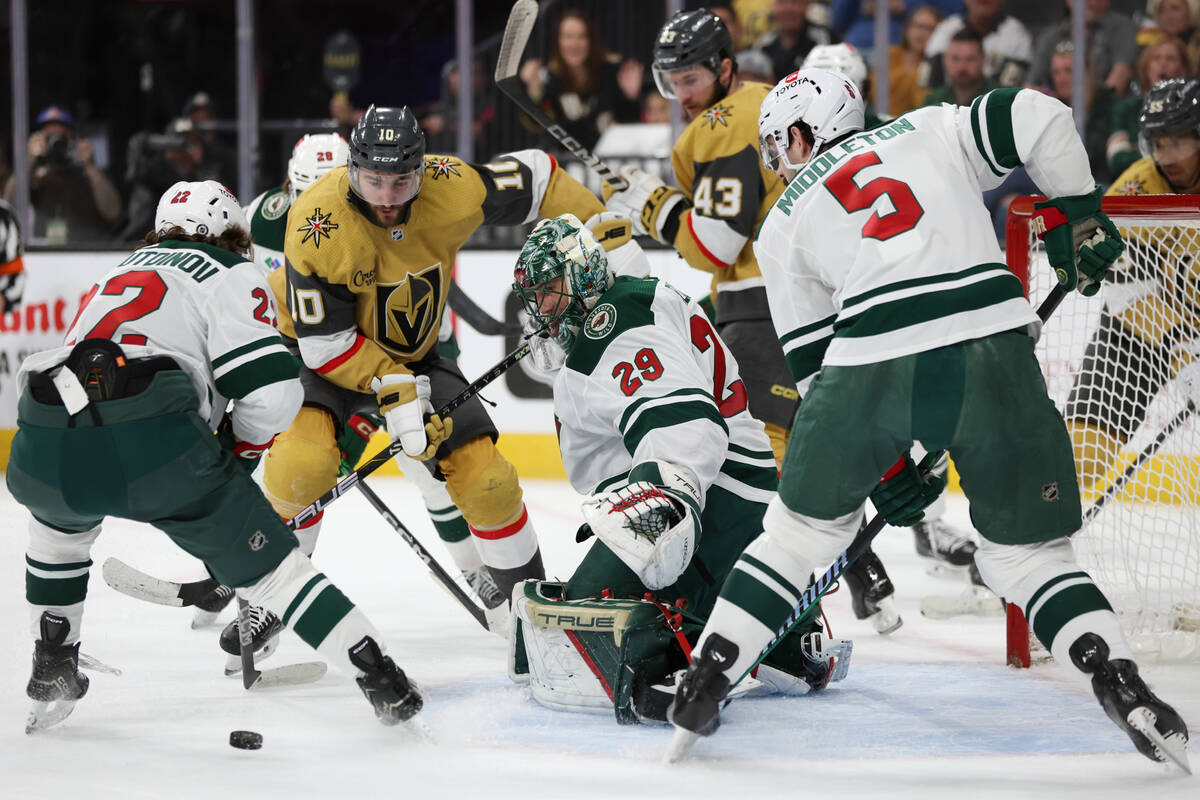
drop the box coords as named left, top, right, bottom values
left=3, top=106, right=122, bottom=244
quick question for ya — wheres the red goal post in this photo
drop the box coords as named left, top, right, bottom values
left=1004, top=194, right=1200, bottom=668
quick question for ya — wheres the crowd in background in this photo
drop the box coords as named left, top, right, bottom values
left=1, top=0, right=1197, bottom=246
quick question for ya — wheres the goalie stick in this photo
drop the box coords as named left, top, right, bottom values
left=495, top=0, right=628, bottom=191
left=666, top=284, right=1067, bottom=763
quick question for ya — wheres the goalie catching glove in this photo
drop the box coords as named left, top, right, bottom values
left=1032, top=187, right=1124, bottom=297
left=371, top=372, right=452, bottom=461
left=602, top=166, right=687, bottom=244
left=581, top=478, right=699, bottom=590
left=869, top=450, right=948, bottom=528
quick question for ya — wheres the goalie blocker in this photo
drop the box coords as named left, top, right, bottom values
left=508, top=581, right=851, bottom=724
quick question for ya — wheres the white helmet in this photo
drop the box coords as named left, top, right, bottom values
left=155, top=180, right=249, bottom=238
left=287, top=132, right=350, bottom=201
left=758, top=68, right=865, bottom=172
left=801, top=44, right=868, bottom=95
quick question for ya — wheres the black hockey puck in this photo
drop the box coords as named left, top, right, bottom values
left=229, top=730, right=263, bottom=750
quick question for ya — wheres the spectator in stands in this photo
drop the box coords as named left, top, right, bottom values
left=0, top=198, right=26, bottom=313
left=1042, top=41, right=1116, bottom=182
left=831, top=0, right=962, bottom=61
left=180, top=92, right=236, bottom=187
left=734, top=0, right=780, bottom=49
left=517, top=8, right=643, bottom=151
left=1027, top=0, right=1139, bottom=95
left=118, top=119, right=197, bottom=241
left=2, top=106, right=121, bottom=244
left=753, top=0, right=835, bottom=79
left=712, top=4, right=747, bottom=52
left=641, top=91, right=672, bottom=123
left=1107, top=36, right=1192, bottom=178
left=885, top=4, right=943, bottom=114
left=1136, top=0, right=1200, bottom=75
left=923, top=0, right=1033, bottom=88
left=923, top=27, right=997, bottom=105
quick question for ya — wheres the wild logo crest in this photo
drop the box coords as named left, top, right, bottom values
left=261, top=192, right=290, bottom=221
left=297, top=207, right=339, bottom=248
left=375, top=263, right=443, bottom=355
left=584, top=302, right=617, bottom=339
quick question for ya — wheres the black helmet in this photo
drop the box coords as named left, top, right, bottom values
left=652, top=9, right=735, bottom=99
left=1139, top=78, right=1200, bottom=147
left=348, top=105, right=425, bottom=207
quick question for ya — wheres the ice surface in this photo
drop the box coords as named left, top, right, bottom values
left=2, top=479, right=1196, bottom=798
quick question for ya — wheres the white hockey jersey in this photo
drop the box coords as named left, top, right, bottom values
left=553, top=277, right=777, bottom=514
left=18, top=239, right=301, bottom=444
left=754, top=88, right=1095, bottom=393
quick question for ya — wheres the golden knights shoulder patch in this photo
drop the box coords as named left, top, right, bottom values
left=297, top=207, right=339, bottom=248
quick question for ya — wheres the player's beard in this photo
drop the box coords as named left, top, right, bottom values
left=371, top=204, right=405, bottom=227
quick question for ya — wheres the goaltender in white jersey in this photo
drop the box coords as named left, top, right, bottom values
left=665, top=70, right=1190, bottom=771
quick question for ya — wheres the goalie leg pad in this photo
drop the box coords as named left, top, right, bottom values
left=26, top=518, right=100, bottom=644
left=262, top=406, right=341, bottom=520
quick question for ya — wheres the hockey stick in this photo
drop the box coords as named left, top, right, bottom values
left=495, top=0, right=628, bottom=191
left=1083, top=400, right=1197, bottom=525
left=449, top=281, right=521, bottom=337
left=354, top=480, right=491, bottom=630
left=234, top=595, right=328, bottom=690
left=288, top=337, right=536, bottom=529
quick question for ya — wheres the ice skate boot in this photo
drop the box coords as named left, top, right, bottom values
left=192, top=582, right=235, bottom=628
left=912, top=519, right=977, bottom=567
left=219, top=604, right=283, bottom=676
left=464, top=565, right=511, bottom=636
left=348, top=636, right=423, bottom=725
left=843, top=547, right=903, bottom=634
left=664, top=633, right=739, bottom=762
left=1069, top=632, right=1190, bottom=772
left=26, top=612, right=89, bottom=733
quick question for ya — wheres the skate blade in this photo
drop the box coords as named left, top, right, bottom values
left=191, top=608, right=222, bottom=629
left=223, top=639, right=281, bottom=676
left=402, top=713, right=435, bottom=742
left=25, top=699, right=77, bottom=734
left=78, top=652, right=122, bottom=676
left=1128, top=707, right=1192, bottom=775
left=868, top=597, right=903, bottom=635
left=663, top=726, right=701, bottom=764
left=919, top=587, right=1004, bottom=620
left=246, top=661, right=328, bottom=690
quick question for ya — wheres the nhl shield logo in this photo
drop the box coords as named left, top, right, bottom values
left=584, top=303, right=617, bottom=340
left=249, top=530, right=268, bottom=551
left=390, top=227, right=405, bottom=241
left=1042, top=482, right=1059, bottom=502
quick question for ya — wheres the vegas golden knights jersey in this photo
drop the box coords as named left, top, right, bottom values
left=1105, top=157, right=1200, bottom=348
left=670, top=81, right=784, bottom=325
left=279, top=151, right=603, bottom=393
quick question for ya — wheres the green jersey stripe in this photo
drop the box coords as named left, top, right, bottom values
left=617, top=387, right=713, bottom=435
left=722, top=567, right=796, bottom=630
left=982, top=88, right=1022, bottom=169
left=1029, top=583, right=1113, bottom=651
left=282, top=575, right=325, bottom=627
left=741, top=553, right=803, bottom=599
left=840, top=263, right=1006, bottom=310
left=212, top=337, right=286, bottom=370
left=1025, top=570, right=1091, bottom=619
left=26, top=556, right=91, bottom=572
left=779, top=313, right=838, bottom=347
left=292, top=585, right=355, bottom=647
left=970, top=94, right=1005, bottom=178
left=27, top=573, right=89, bottom=606
left=622, top=401, right=728, bottom=455
left=215, top=352, right=302, bottom=399
left=784, top=336, right=832, bottom=384
left=833, top=273, right=1025, bottom=339
left=727, top=441, right=775, bottom=461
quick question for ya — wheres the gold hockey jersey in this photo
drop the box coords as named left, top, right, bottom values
left=1105, top=157, right=1200, bottom=348
left=670, top=81, right=784, bottom=324
left=279, top=150, right=603, bottom=393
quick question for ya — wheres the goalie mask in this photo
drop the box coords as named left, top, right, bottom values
left=155, top=180, right=249, bottom=240
left=288, top=132, right=350, bottom=202
left=348, top=105, right=425, bottom=207
left=513, top=214, right=613, bottom=358
left=758, top=68, right=865, bottom=173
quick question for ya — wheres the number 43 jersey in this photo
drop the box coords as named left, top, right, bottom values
left=18, top=239, right=299, bottom=434
left=754, top=88, right=1097, bottom=392
left=552, top=276, right=777, bottom=509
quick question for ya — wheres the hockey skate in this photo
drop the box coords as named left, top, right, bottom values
left=1069, top=632, right=1191, bottom=773
left=191, top=582, right=235, bottom=629
left=348, top=636, right=424, bottom=727
left=912, top=518, right=977, bottom=570
left=463, top=566, right=510, bottom=636
left=26, top=612, right=89, bottom=734
left=219, top=604, right=283, bottom=676
left=843, top=547, right=903, bottom=634
left=664, top=633, right=738, bottom=762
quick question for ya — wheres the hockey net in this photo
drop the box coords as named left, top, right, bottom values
left=1005, top=195, right=1200, bottom=665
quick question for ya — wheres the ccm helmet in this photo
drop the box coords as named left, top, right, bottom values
left=287, top=132, right=350, bottom=201
left=348, top=105, right=425, bottom=206
left=1138, top=77, right=1200, bottom=154
left=652, top=9, right=735, bottom=99
left=758, top=68, right=865, bottom=172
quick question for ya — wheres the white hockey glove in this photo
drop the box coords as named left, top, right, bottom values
left=371, top=373, right=452, bottom=461
left=585, top=212, right=652, bottom=278
left=581, top=481, right=696, bottom=590
left=601, top=166, right=686, bottom=244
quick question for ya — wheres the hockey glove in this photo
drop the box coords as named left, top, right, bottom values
left=372, top=372, right=431, bottom=457
left=1032, top=187, right=1124, bottom=297
left=869, top=451, right=949, bottom=528
left=337, top=413, right=384, bottom=476
left=581, top=481, right=697, bottom=590
left=216, top=415, right=274, bottom=473
left=584, top=211, right=652, bottom=278
left=602, top=166, right=687, bottom=244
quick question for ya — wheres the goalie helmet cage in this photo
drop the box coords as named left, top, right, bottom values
left=1004, top=194, right=1200, bottom=667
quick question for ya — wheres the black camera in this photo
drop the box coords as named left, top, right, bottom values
left=42, top=133, right=76, bottom=164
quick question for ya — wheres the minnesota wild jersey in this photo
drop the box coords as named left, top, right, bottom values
left=281, top=150, right=603, bottom=393
left=553, top=277, right=777, bottom=512
left=670, top=82, right=784, bottom=324
left=1105, top=157, right=1200, bottom=348
left=244, top=185, right=292, bottom=274
left=755, top=89, right=1095, bottom=391
left=18, top=240, right=299, bottom=441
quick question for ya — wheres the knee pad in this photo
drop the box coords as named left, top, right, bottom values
left=761, top=496, right=862, bottom=569
left=763, top=422, right=789, bottom=471
left=439, top=436, right=524, bottom=529
left=262, top=406, right=341, bottom=519
left=1067, top=421, right=1123, bottom=492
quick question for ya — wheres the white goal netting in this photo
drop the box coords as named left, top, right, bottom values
left=1011, top=196, right=1200, bottom=661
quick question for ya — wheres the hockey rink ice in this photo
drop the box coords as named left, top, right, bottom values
left=1, top=477, right=1196, bottom=799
